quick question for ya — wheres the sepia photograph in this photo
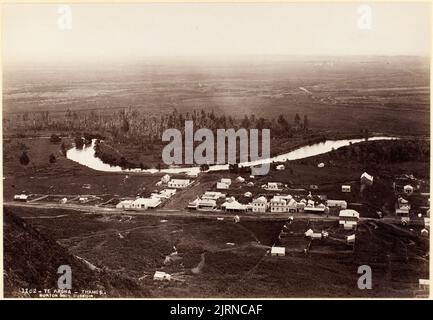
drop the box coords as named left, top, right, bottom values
left=1, top=1, right=431, bottom=301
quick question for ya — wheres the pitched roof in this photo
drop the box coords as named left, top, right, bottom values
left=271, top=246, right=285, bottom=254
left=339, top=209, right=360, bottom=219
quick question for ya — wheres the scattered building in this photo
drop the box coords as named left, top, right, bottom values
left=396, top=197, right=411, bottom=215
left=419, top=279, right=430, bottom=290
left=404, top=185, right=414, bottom=195
left=341, top=185, right=351, bottom=193
left=304, top=229, right=322, bottom=239
left=116, top=199, right=134, bottom=209
left=395, top=207, right=409, bottom=217
left=252, top=196, right=268, bottom=213
left=188, top=198, right=199, bottom=210
left=276, top=164, right=285, bottom=171
left=326, top=200, right=348, bottom=210
left=221, top=178, right=232, bottom=186
left=197, top=199, right=217, bottom=211
left=296, top=201, right=306, bottom=212
left=236, top=176, right=245, bottom=183
left=59, top=197, right=68, bottom=204
left=153, top=271, right=171, bottom=281
left=401, top=216, right=410, bottom=226
left=78, top=197, right=88, bottom=203
left=13, top=194, right=28, bottom=202
left=270, top=246, right=286, bottom=256
left=270, top=196, right=288, bottom=213
left=202, top=191, right=225, bottom=201
left=311, top=232, right=323, bottom=240
left=152, top=188, right=177, bottom=200
left=270, top=195, right=297, bottom=213
left=161, top=174, right=171, bottom=183
left=304, top=205, right=326, bottom=214
left=160, top=188, right=176, bottom=198
left=216, top=182, right=230, bottom=189
left=339, top=209, right=360, bottom=230
left=317, top=162, right=325, bottom=168
left=168, top=179, right=191, bottom=189
left=187, top=172, right=198, bottom=178
left=222, top=199, right=248, bottom=212
left=244, top=191, right=252, bottom=198
left=360, top=172, right=374, bottom=186
left=132, top=197, right=161, bottom=209
left=264, top=182, right=282, bottom=191
left=217, top=178, right=232, bottom=189
left=346, top=234, right=356, bottom=245
left=304, top=229, right=314, bottom=237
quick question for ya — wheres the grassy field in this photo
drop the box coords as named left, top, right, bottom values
left=5, top=206, right=428, bottom=298
left=2, top=136, right=167, bottom=200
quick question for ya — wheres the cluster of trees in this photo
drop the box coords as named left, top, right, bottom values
left=93, top=141, right=149, bottom=170
left=12, top=108, right=313, bottom=169
left=228, top=163, right=252, bottom=174
left=49, top=134, right=62, bottom=143
left=19, top=150, right=58, bottom=166
left=7, top=108, right=312, bottom=150
left=328, top=139, right=429, bottom=164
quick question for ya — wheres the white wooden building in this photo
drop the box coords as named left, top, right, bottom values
left=168, top=179, right=191, bottom=189
left=132, top=197, right=161, bottom=209
left=360, top=172, right=374, bottom=185
left=338, top=209, right=360, bottom=230
left=252, top=196, right=268, bottom=213
left=116, top=199, right=134, bottom=209
left=341, top=185, right=351, bottom=193
left=326, top=200, right=348, bottom=209
left=216, top=182, right=230, bottom=189
left=270, top=246, right=286, bottom=256
left=153, top=271, right=171, bottom=281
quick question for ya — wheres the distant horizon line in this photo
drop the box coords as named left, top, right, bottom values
left=4, top=54, right=430, bottom=68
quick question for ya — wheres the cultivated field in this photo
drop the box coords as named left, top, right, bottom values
left=4, top=56, right=430, bottom=136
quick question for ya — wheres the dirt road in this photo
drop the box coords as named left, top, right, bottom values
left=3, top=201, right=403, bottom=224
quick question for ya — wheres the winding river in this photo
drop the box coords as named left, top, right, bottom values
left=66, top=136, right=398, bottom=175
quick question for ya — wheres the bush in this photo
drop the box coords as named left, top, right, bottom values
left=74, top=137, right=84, bottom=150
left=19, top=152, right=30, bottom=166
left=49, top=154, right=56, bottom=164
left=50, top=134, right=61, bottom=143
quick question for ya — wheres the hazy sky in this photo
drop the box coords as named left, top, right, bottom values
left=2, top=2, right=431, bottom=65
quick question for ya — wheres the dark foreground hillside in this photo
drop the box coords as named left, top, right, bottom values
left=3, top=209, right=149, bottom=298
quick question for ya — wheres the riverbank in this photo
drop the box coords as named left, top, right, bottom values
left=66, top=134, right=401, bottom=175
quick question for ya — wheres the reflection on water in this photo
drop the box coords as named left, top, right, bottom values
left=66, top=136, right=398, bottom=175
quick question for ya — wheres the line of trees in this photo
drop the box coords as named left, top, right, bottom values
left=6, top=108, right=312, bottom=149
